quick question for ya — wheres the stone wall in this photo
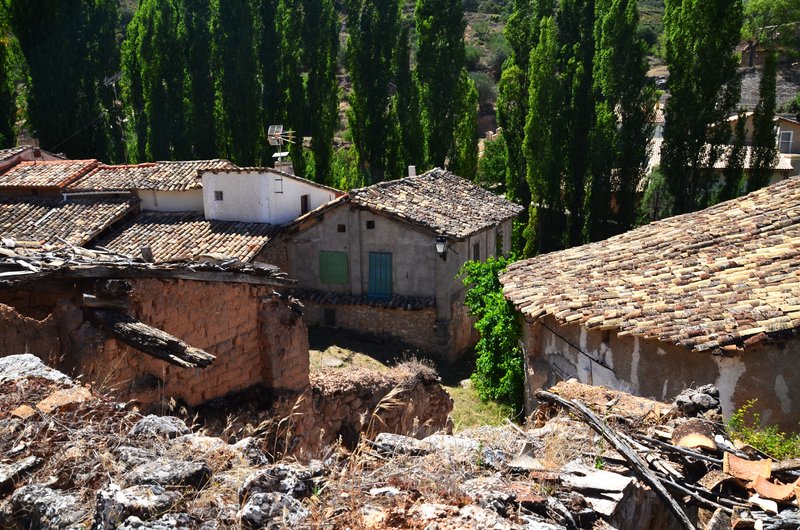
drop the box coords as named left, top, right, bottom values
left=0, top=278, right=310, bottom=409
left=302, top=302, right=446, bottom=356
left=522, top=315, right=800, bottom=430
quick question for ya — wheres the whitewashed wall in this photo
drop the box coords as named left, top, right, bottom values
left=138, top=189, right=204, bottom=212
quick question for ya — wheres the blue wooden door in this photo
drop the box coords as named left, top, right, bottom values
left=368, top=252, right=392, bottom=299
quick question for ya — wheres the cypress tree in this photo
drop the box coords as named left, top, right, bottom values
left=661, top=0, right=743, bottom=214
left=347, top=0, right=401, bottom=183
left=496, top=62, right=529, bottom=210
left=589, top=0, right=655, bottom=237
left=122, top=0, right=188, bottom=161
left=302, top=0, right=339, bottom=184
left=718, top=110, right=747, bottom=202
left=211, top=0, right=262, bottom=166
left=415, top=0, right=466, bottom=168
left=393, top=25, right=424, bottom=174
left=180, top=0, right=217, bottom=159
left=257, top=0, right=282, bottom=128
left=6, top=0, right=122, bottom=159
left=748, top=51, right=778, bottom=193
left=522, top=16, right=562, bottom=257
left=0, top=35, right=14, bottom=148
left=277, top=0, right=307, bottom=177
left=451, top=71, right=479, bottom=181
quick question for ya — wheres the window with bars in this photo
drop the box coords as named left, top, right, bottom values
left=319, top=251, right=348, bottom=284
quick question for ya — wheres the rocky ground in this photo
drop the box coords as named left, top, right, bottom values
left=2, top=354, right=800, bottom=529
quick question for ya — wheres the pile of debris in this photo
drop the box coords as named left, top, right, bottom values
left=2, top=353, right=799, bottom=529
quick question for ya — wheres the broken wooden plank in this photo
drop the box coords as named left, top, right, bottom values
left=86, top=309, right=215, bottom=369
left=80, top=294, right=130, bottom=312
left=39, top=266, right=293, bottom=286
left=535, top=389, right=697, bottom=530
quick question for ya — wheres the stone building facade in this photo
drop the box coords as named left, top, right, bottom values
left=502, top=177, right=800, bottom=430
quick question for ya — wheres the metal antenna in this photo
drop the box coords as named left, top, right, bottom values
left=267, top=125, right=295, bottom=171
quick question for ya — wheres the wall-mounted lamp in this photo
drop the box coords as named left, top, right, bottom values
left=435, top=235, right=447, bottom=260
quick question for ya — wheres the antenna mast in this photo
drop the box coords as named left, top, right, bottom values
left=267, top=125, right=295, bottom=174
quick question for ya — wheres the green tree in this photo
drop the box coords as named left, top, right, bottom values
left=415, top=0, right=466, bottom=167
left=504, top=0, right=555, bottom=70
left=717, top=110, right=747, bottom=202
left=122, top=0, right=188, bottom=161
left=347, top=0, right=401, bottom=182
left=180, top=0, right=217, bottom=159
left=451, top=71, right=479, bottom=180
left=257, top=0, right=282, bottom=128
left=661, top=0, right=743, bottom=214
left=742, top=0, right=800, bottom=67
left=211, top=0, right=262, bottom=165
left=522, top=16, right=562, bottom=257
left=276, top=0, right=307, bottom=177
left=589, top=0, right=655, bottom=238
left=0, top=25, right=17, bottom=147
left=748, top=51, right=778, bottom=192
left=393, top=25, right=424, bottom=173
left=5, top=0, right=122, bottom=160
left=460, top=255, right=523, bottom=412
left=302, top=0, right=339, bottom=184
left=496, top=61, right=529, bottom=252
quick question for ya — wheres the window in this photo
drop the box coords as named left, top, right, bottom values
left=366, top=220, right=375, bottom=229
left=337, top=224, right=346, bottom=233
left=368, top=252, right=392, bottom=300
left=214, top=190, right=223, bottom=201
left=779, top=130, right=793, bottom=153
left=472, top=242, right=480, bottom=261
left=319, top=251, right=348, bottom=284
left=301, top=194, right=310, bottom=214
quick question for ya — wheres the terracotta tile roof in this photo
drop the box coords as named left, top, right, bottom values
left=0, top=147, right=29, bottom=162
left=67, top=159, right=236, bottom=192
left=68, top=163, right=159, bottom=191
left=142, top=159, right=236, bottom=191
left=96, top=212, right=277, bottom=263
left=0, top=198, right=136, bottom=246
left=501, top=176, right=800, bottom=353
left=348, top=168, right=523, bottom=239
left=0, top=160, right=98, bottom=189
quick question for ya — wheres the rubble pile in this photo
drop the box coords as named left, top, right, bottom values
left=2, top=354, right=799, bottom=529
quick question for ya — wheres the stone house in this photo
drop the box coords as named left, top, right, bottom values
left=263, top=168, right=523, bottom=360
left=501, top=176, right=800, bottom=429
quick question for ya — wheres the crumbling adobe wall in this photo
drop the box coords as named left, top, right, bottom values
left=264, top=363, right=454, bottom=456
left=78, top=279, right=309, bottom=407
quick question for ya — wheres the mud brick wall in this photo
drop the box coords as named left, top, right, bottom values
left=0, top=301, right=82, bottom=363
left=78, top=279, right=310, bottom=407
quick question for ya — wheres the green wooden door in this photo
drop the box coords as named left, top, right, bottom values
left=368, top=252, right=392, bottom=299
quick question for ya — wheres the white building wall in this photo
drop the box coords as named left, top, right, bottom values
left=202, top=170, right=339, bottom=224
left=138, top=189, right=204, bottom=212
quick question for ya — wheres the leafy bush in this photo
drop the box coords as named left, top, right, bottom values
left=487, top=33, right=510, bottom=78
left=636, top=167, right=673, bottom=225
left=465, top=44, right=482, bottom=71
left=727, top=400, right=800, bottom=460
left=460, top=255, right=523, bottom=412
left=477, top=133, right=506, bottom=189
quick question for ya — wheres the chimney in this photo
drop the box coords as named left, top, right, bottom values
left=408, top=165, right=417, bottom=177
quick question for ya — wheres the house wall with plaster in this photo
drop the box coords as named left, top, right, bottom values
left=202, top=170, right=339, bottom=225
left=281, top=203, right=509, bottom=359
left=138, top=189, right=203, bottom=212
left=522, top=315, right=800, bottom=430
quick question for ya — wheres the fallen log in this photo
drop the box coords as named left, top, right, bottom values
left=86, top=309, right=215, bottom=369
left=535, top=390, right=697, bottom=530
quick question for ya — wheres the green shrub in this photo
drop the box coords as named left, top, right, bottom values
left=460, top=255, right=523, bottom=412
left=465, top=44, right=482, bottom=71
left=470, top=71, right=496, bottom=108
left=727, top=400, right=800, bottom=460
